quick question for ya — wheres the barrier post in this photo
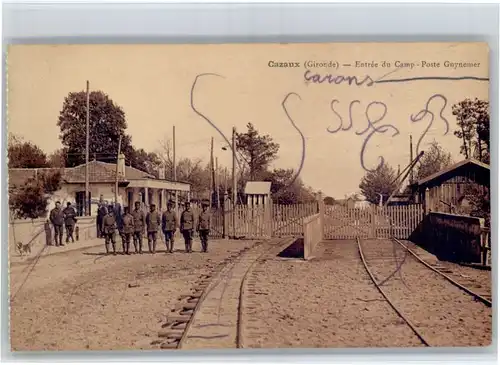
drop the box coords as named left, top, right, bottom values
left=44, top=221, right=52, bottom=246
left=317, top=193, right=324, bottom=241
left=223, top=192, right=229, bottom=239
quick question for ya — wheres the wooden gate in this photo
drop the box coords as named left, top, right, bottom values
left=324, top=205, right=373, bottom=239
left=324, top=204, right=424, bottom=239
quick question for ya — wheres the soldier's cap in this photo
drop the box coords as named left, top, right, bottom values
left=56, top=201, right=61, bottom=204
left=202, top=201, right=209, bottom=207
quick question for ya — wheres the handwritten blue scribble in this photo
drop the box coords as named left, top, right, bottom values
left=190, top=73, right=248, bottom=174
left=327, top=99, right=400, bottom=172
left=305, top=69, right=489, bottom=87
left=189, top=74, right=305, bottom=194
left=356, top=101, right=387, bottom=136
left=304, top=69, right=374, bottom=87
left=376, top=76, right=489, bottom=84
left=326, top=100, right=344, bottom=133
left=190, top=73, right=231, bottom=147
left=281, top=92, right=306, bottom=187
left=410, top=94, right=449, bottom=154
left=359, top=124, right=400, bottom=172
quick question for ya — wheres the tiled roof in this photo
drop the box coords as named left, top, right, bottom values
left=9, top=160, right=155, bottom=187
left=63, top=160, right=154, bottom=182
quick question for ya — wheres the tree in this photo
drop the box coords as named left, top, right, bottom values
left=129, top=148, right=162, bottom=178
left=156, top=136, right=174, bottom=179
left=466, top=185, right=490, bottom=227
left=452, top=98, right=490, bottom=163
left=47, top=148, right=68, bottom=168
left=236, top=123, right=280, bottom=180
left=8, top=134, right=48, bottom=168
left=260, top=168, right=316, bottom=204
left=175, top=157, right=211, bottom=200
left=9, top=171, right=62, bottom=219
left=57, top=90, right=134, bottom=167
left=359, top=162, right=399, bottom=205
left=415, top=141, right=453, bottom=181
left=323, top=196, right=336, bottom=205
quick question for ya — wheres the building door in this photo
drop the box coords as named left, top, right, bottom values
left=127, top=190, right=133, bottom=209
left=75, top=191, right=91, bottom=216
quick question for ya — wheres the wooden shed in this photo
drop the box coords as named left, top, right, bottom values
left=415, top=159, right=490, bottom=214
left=244, top=181, right=272, bottom=207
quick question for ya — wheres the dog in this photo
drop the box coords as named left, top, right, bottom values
left=16, top=242, right=31, bottom=257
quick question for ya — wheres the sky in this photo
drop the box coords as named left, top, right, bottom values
left=7, top=43, right=489, bottom=198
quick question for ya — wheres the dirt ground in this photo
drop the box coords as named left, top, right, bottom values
left=243, top=240, right=425, bottom=348
left=359, top=239, right=492, bottom=347
left=242, top=239, right=492, bottom=349
left=10, top=238, right=493, bottom=351
left=10, top=239, right=255, bottom=351
left=405, top=241, right=492, bottom=298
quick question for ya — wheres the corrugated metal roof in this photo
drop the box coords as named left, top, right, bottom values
left=417, top=158, right=489, bottom=186
left=244, top=181, right=271, bottom=195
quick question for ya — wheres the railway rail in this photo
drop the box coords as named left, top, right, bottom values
left=357, top=237, right=492, bottom=347
left=156, top=237, right=293, bottom=350
left=393, top=238, right=492, bottom=307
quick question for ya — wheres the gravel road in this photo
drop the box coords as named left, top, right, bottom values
left=241, top=240, right=425, bottom=348
left=10, top=239, right=255, bottom=351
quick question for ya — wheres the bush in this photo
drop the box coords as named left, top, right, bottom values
left=9, top=171, right=62, bottom=219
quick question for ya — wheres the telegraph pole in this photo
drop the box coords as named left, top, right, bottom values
left=232, top=127, right=237, bottom=237
left=215, top=157, right=220, bottom=208
left=409, top=135, right=414, bottom=184
left=114, top=135, right=122, bottom=204
left=85, top=80, right=90, bottom=216
left=210, top=137, right=214, bottom=209
left=173, top=125, right=178, bottom=215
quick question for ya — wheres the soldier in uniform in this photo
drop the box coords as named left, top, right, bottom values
left=197, top=202, right=211, bottom=253
left=180, top=201, right=195, bottom=253
left=96, top=203, right=107, bottom=238
left=146, top=203, right=161, bottom=254
left=121, top=206, right=134, bottom=255
left=63, top=202, right=77, bottom=243
left=49, top=201, right=65, bottom=246
left=161, top=201, right=178, bottom=253
left=115, top=203, right=125, bottom=253
left=131, top=201, right=145, bottom=254
left=103, top=205, right=117, bottom=255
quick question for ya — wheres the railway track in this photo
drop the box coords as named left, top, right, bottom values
left=156, top=237, right=294, bottom=350
left=357, top=237, right=492, bottom=347
left=393, top=238, right=492, bottom=307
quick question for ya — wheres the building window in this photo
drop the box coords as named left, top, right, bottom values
left=75, top=191, right=91, bottom=216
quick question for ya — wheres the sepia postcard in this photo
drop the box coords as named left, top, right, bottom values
left=7, top=43, right=491, bottom=351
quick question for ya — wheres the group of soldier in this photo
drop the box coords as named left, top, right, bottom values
left=48, top=201, right=78, bottom=246
left=99, top=200, right=211, bottom=255
left=48, top=198, right=212, bottom=255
